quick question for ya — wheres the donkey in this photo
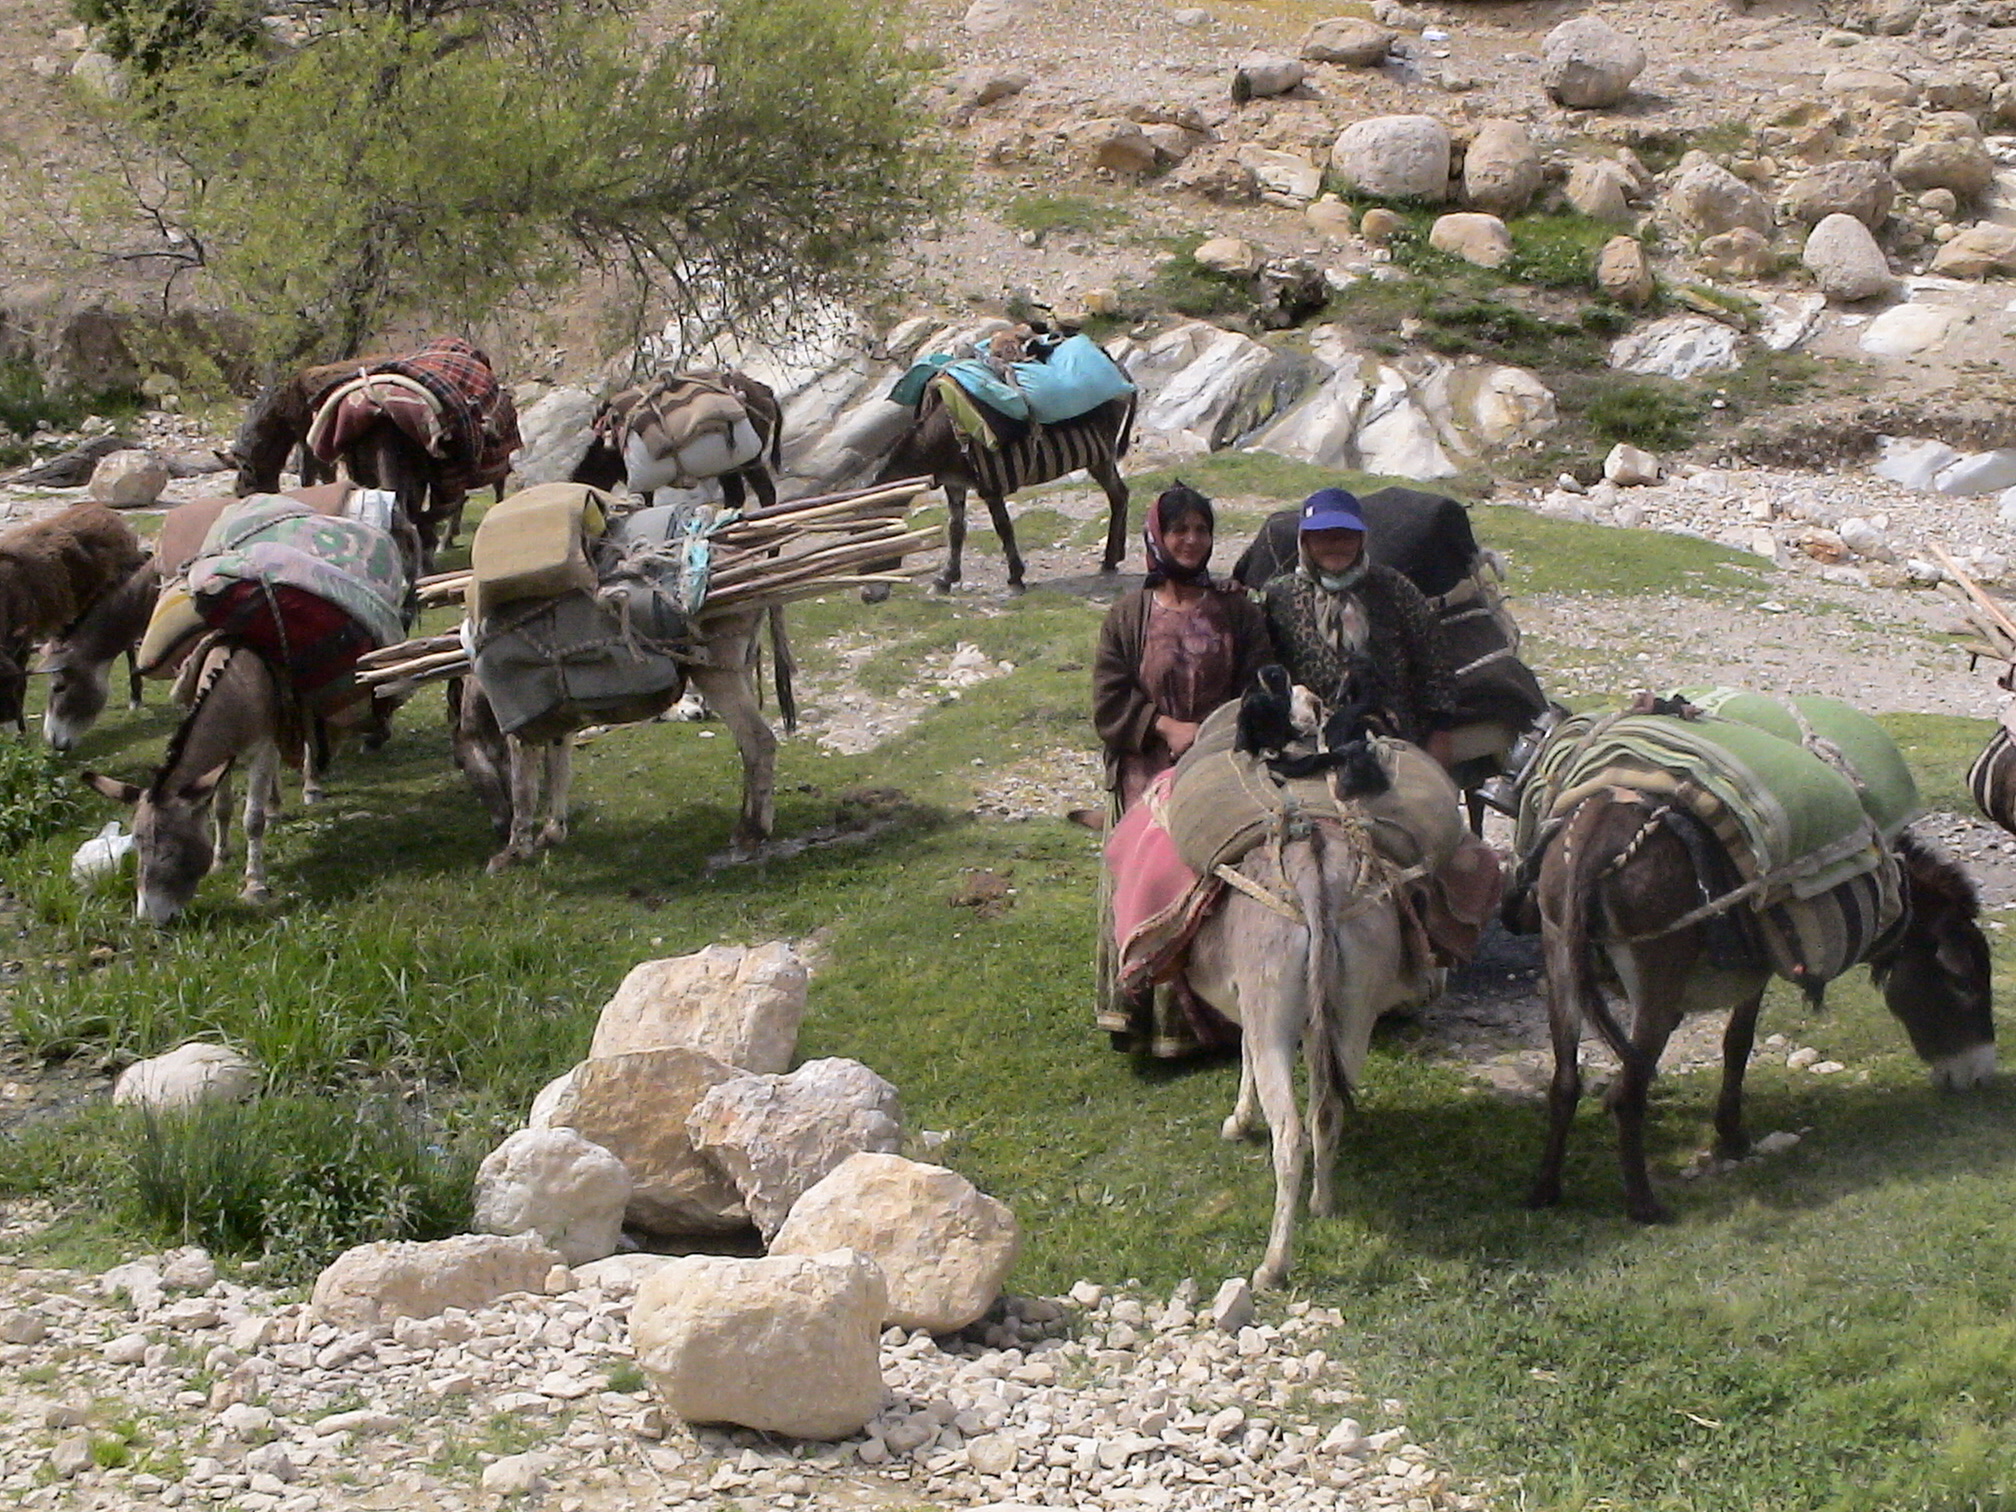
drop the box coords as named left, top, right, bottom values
left=571, top=369, right=784, bottom=510
left=84, top=637, right=290, bottom=923
left=448, top=604, right=780, bottom=873
left=41, top=558, right=160, bottom=751
left=1177, top=693, right=1445, bottom=1290
left=872, top=387, right=1134, bottom=594
left=220, top=358, right=381, bottom=496
left=1527, top=791, right=1996, bottom=1223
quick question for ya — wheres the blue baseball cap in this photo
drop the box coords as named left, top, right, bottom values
left=1299, top=488, right=1365, bottom=532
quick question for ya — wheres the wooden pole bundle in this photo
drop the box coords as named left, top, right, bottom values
left=1931, top=543, right=2016, bottom=666
left=357, top=477, right=942, bottom=690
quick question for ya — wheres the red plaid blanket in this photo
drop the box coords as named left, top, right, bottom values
left=378, top=337, right=520, bottom=494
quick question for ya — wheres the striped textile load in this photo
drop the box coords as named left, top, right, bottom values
left=1516, top=692, right=1917, bottom=986
left=1968, top=724, right=2016, bottom=836
left=963, top=399, right=1130, bottom=497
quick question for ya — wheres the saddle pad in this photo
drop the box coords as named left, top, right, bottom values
left=603, top=377, right=747, bottom=458
left=136, top=584, right=205, bottom=679
left=1009, top=335, right=1135, bottom=424
left=305, top=373, right=445, bottom=463
left=197, top=579, right=376, bottom=712
left=190, top=496, right=410, bottom=650
left=471, top=483, right=613, bottom=619
left=1518, top=709, right=1886, bottom=904
left=1673, top=687, right=1920, bottom=841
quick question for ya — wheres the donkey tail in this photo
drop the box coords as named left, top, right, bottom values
left=1545, top=800, right=1635, bottom=1068
left=767, top=603, right=798, bottom=734
left=1286, top=830, right=1353, bottom=1105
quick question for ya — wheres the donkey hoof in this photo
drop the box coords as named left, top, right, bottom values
left=537, top=821, right=569, bottom=849
left=930, top=576, right=957, bottom=596
left=240, top=883, right=271, bottom=905
left=1525, top=1179, right=1562, bottom=1211
left=1251, top=1261, right=1287, bottom=1293
left=860, top=583, right=892, bottom=606
left=485, top=850, right=520, bottom=876
left=1006, top=580, right=1027, bottom=596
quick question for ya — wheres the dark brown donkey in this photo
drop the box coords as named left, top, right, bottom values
left=1527, top=791, right=1995, bottom=1223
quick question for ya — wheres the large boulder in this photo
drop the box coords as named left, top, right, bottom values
left=687, top=1058, right=903, bottom=1240
left=1667, top=160, right=1773, bottom=239
left=770, top=1152, right=1022, bottom=1333
left=1239, top=148, right=1324, bottom=205
left=1233, top=55, right=1305, bottom=100
left=1541, top=16, right=1645, bottom=109
left=1113, top=321, right=1322, bottom=452
left=311, top=1233, right=562, bottom=1327
left=1893, top=115, right=1995, bottom=199
left=1564, top=158, right=1639, bottom=223
left=1929, top=223, right=2016, bottom=277
left=1596, top=236, right=1656, bottom=306
left=589, top=942, right=807, bottom=1071
left=1068, top=117, right=1160, bottom=175
left=630, top=1249, right=886, bottom=1440
left=510, top=386, right=602, bottom=487
left=1462, top=120, right=1542, bottom=217
left=1299, top=17, right=1393, bottom=66
left=1428, top=212, right=1512, bottom=268
left=112, top=1042, right=259, bottom=1111
left=1780, top=161, right=1898, bottom=230
left=1330, top=115, right=1451, bottom=203
left=1802, top=214, right=1896, bottom=303
left=472, top=1127, right=633, bottom=1266
left=545, top=1048, right=747, bottom=1235
left=963, top=0, right=1035, bottom=34
left=1192, top=237, right=1265, bottom=276
left=87, top=449, right=169, bottom=507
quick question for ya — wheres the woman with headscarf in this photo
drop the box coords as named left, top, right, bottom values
left=1262, top=487, right=1457, bottom=765
left=1091, top=481, right=1273, bottom=1055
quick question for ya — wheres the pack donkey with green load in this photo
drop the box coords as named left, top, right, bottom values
left=1506, top=689, right=1995, bottom=1224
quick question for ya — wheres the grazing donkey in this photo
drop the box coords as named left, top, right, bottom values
left=41, top=558, right=160, bottom=751
left=0, top=504, right=149, bottom=734
left=1527, top=791, right=1995, bottom=1223
left=84, top=637, right=290, bottom=923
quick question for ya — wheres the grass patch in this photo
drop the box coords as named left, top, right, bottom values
left=1578, top=379, right=1706, bottom=451
left=1003, top=193, right=1128, bottom=240
left=1143, top=245, right=1253, bottom=322
left=0, top=359, right=145, bottom=467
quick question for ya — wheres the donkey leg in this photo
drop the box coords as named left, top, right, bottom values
left=212, top=769, right=237, bottom=867
left=934, top=485, right=969, bottom=593
left=1221, top=1050, right=1263, bottom=1142
left=126, top=648, right=143, bottom=710
left=1527, top=985, right=1583, bottom=1210
left=488, top=735, right=546, bottom=874
left=981, top=491, right=1027, bottom=592
left=1607, top=1043, right=1672, bottom=1224
left=240, top=744, right=280, bottom=903
left=690, top=653, right=777, bottom=855
left=1713, top=986, right=1767, bottom=1159
left=1250, top=1025, right=1306, bottom=1292
left=536, top=741, right=571, bottom=850
left=1094, top=460, right=1130, bottom=574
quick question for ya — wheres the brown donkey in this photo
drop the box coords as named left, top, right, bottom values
left=1528, top=791, right=1995, bottom=1223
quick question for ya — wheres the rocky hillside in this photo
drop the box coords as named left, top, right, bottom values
left=14, top=0, right=2016, bottom=493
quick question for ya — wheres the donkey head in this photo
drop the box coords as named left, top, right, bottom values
left=1872, top=833, right=1997, bottom=1089
left=85, top=766, right=227, bottom=925
left=40, top=642, right=112, bottom=753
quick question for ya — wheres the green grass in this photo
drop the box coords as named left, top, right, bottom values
left=1003, top=193, right=1129, bottom=240
left=0, top=479, right=2008, bottom=1508
left=0, top=359, right=146, bottom=468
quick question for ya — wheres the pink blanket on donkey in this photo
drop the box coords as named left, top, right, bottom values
left=1106, top=771, right=1222, bottom=993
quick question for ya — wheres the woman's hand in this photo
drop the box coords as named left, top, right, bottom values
left=1156, top=715, right=1201, bottom=756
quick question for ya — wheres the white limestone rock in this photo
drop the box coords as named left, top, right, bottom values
left=1330, top=115, right=1451, bottom=203
left=1595, top=236, right=1656, bottom=306
left=1563, top=157, right=1638, bottom=223
left=1608, top=315, right=1742, bottom=380
left=1192, top=236, right=1265, bottom=276
left=87, top=449, right=169, bottom=507
left=1540, top=16, right=1644, bottom=109
left=311, top=1232, right=563, bottom=1327
left=631, top=1249, right=887, bottom=1440
left=686, top=1058, right=903, bottom=1240
left=510, top=386, right=602, bottom=487
left=1859, top=302, right=1965, bottom=357
left=473, top=1127, right=633, bottom=1266
left=545, top=1047, right=748, bottom=1235
left=1802, top=213, right=1896, bottom=303
left=1872, top=436, right=1962, bottom=490
left=770, top=1152, right=1021, bottom=1333
left=590, top=942, right=808, bottom=1071
left=112, top=1042, right=259, bottom=1112
left=1603, top=444, right=1663, bottom=487
left=1935, top=449, right=2016, bottom=496
left=964, top=0, right=1036, bottom=34
left=1238, top=148, right=1323, bottom=205
left=1233, top=55, right=1305, bottom=100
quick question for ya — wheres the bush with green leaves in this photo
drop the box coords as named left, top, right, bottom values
left=0, top=739, right=87, bottom=855
left=71, top=0, right=261, bottom=76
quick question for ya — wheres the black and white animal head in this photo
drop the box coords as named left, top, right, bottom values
left=1236, top=665, right=1301, bottom=759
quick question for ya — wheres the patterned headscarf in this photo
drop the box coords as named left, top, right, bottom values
left=1143, top=481, right=1216, bottom=588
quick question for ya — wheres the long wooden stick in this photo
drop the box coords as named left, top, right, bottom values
left=1930, top=543, right=2016, bottom=657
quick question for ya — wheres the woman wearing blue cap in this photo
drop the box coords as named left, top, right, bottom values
left=1262, top=487, right=1457, bottom=764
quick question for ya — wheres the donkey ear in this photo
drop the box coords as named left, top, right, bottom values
left=83, top=771, right=144, bottom=805
left=178, top=763, right=231, bottom=801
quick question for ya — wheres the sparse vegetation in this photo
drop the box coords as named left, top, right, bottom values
left=1004, top=193, right=1128, bottom=240
left=1579, top=379, right=1706, bottom=451
left=0, top=360, right=144, bottom=467
left=1142, top=245, right=1253, bottom=321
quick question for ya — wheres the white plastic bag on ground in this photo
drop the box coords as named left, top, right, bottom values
left=72, top=820, right=135, bottom=882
